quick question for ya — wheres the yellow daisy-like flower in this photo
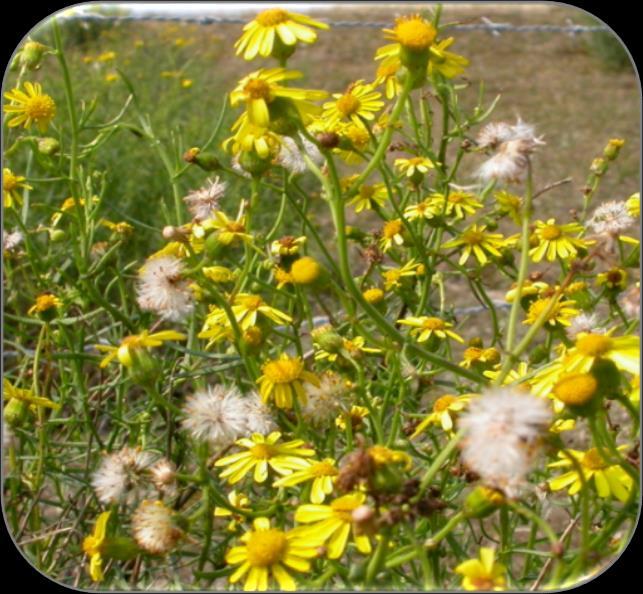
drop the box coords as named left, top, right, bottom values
left=494, top=190, right=522, bottom=224
left=230, top=68, right=327, bottom=127
left=460, top=347, right=500, bottom=369
left=596, top=267, right=628, bottom=291
left=273, top=458, right=338, bottom=503
left=82, top=511, right=111, bottom=582
left=257, top=354, right=320, bottom=409
left=367, top=445, right=412, bottom=470
left=395, top=156, right=436, bottom=178
left=225, top=517, right=321, bottom=591
left=626, top=192, right=640, bottom=218
left=374, top=56, right=402, bottom=99
left=454, top=547, right=506, bottom=591
left=214, top=490, right=251, bottom=531
left=362, top=287, right=385, bottom=304
left=382, top=259, right=424, bottom=291
left=484, top=361, right=532, bottom=387
left=398, top=316, right=464, bottom=343
left=504, top=280, right=549, bottom=303
left=522, top=296, right=579, bottom=327
left=3, top=378, right=61, bottom=411
left=95, top=330, right=187, bottom=368
left=380, top=218, right=405, bottom=252
left=271, top=235, right=306, bottom=256
left=382, top=14, right=437, bottom=53
left=529, top=218, right=593, bottom=262
left=345, top=179, right=388, bottom=213
left=412, top=394, right=472, bottom=436
left=202, top=210, right=252, bottom=246
left=4, top=82, right=56, bottom=132
left=294, top=492, right=372, bottom=559
left=315, top=335, right=381, bottom=363
left=27, top=293, right=61, bottom=316
left=403, top=198, right=439, bottom=222
left=428, top=191, right=483, bottom=219
left=563, top=332, right=640, bottom=376
left=215, top=431, right=315, bottom=484
left=51, top=196, right=100, bottom=226
left=210, top=293, right=292, bottom=333
left=335, top=405, right=369, bottom=431
left=442, top=224, right=507, bottom=266
left=290, top=256, right=321, bottom=285
left=234, top=9, right=329, bottom=61
left=428, top=37, right=469, bottom=78
left=548, top=447, right=634, bottom=502
left=322, top=81, right=384, bottom=130
left=225, top=113, right=282, bottom=159
left=3, top=168, right=32, bottom=208
left=100, top=219, right=134, bottom=236
left=202, top=265, right=237, bottom=284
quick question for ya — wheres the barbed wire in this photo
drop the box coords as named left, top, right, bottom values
left=62, top=13, right=609, bottom=35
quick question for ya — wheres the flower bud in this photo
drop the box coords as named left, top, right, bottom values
left=4, top=398, right=29, bottom=427
left=590, top=157, right=607, bottom=176
left=48, top=229, right=66, bottom=243
left=312, top=325, right=344, bottom=353
left=603, top=138, right=624, bottom=161
left=316, top=132, right=339, bottom=149
left=239, top=150, right=272, bottom=177
left=15, top=41, right=49, bottom=70
left=463, top=486, right=505, bottom=519
left=183, top=147, right=221, bottom=171
left=553, top=373, right=599, bottom=412
left=37, top=137, right=60, bottom=155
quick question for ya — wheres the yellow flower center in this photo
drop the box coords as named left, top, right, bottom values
left=463, top=347, right=483, bottom=361
left=24, top=94, right=56, bottom=121
left=540, top=224, right=562, bottom=240
left=263, top=357, right=303, bottom=384
left=245, top=528, right=288, bottom=567
left=336, top=93, right=361, bottom=117
left=250, top=443, right=276, bottom=460
left=240, top=295, right=264, bottom=311
left=360, top=185, right=375, bottom=200
left=422, top=317, right=446, bottom=330
left=393, top=16, right=436, bottom=51
left=448, top=192, right=468, bottom=204
left=244, top=79, right=272, bottom=100
left=255, top=8, right=289, bottom=27
left=471, top=577, right=496, bottom=590
left=377, top=62, right=398, bottom=78
left=553, top=373, right=598, bottom=406
left=576, top=334, right=613, bottom=357
left=582, top=448, right=607, bottom=470
left=227, top=221, right=246, bottom=232
left=363, top=288, right=384, bottom=304
left=462, top=229, right=485, bottom=246
left=291, top=256, right=320, bottom=284
left=82, top=535, right=101, bottom=556
left=3, top=172, right=18, bottom=191
left=311, top=461, right=338, bottom=477
left=383, top=219, right=403, bottom=239
left=433, top=395, right=457, bottom=412
left=34, top=294, right=59, bottom=312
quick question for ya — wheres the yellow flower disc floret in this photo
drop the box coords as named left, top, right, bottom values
left=553, top=373, right=598, bottom=406
left=387, top=15, right=437, bottom=51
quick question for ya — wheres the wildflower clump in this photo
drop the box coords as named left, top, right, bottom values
left=3, top=7, right=640, bottom=592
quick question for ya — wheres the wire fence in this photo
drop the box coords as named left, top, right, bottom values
left=61, top=12, right=610, bottom=36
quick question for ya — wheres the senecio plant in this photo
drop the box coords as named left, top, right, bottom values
left=2, top=6, right=641, bottom=592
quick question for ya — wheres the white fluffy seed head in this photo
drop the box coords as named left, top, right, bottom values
left=275, top=135, right=324, bottom=174
left=566, top=313, right=604, bottom=340
left=241, top=391, right=277, bottom=436
left=132, top=500, right=181, bottom=554
left=136, top=255, right=194, bottom=322
left=181, top=385, right=249, bottom=446
left=149, top=458, right=177, bottom=494
left=302, top=372, right=349, bottom=426
left=3, top=230, right=23, bottom=252
left=458, top=388, right=552, bottom=498
left=183, top=177, right=227, bottom=222
left=91, top=447, right=157, bottom=504
left=587, top=201, right=634, bottom=236
left=620, top=283, right=640, bottom=319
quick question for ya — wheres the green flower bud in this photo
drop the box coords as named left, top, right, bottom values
left=48, top=229, right=67, bottom=243
left=463, top=486, right=505, bottom=519
left=4, top=398, right=29, bottom=427
left=37, top=137, right=61, bottom=155
left=239, top=150, right=272, bottom=177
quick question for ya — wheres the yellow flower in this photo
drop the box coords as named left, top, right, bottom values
left=181, top=78, right=193, bottom=89
left=564, top=332, right=640, bottom=376
left=522, top=296, right=579, bottom=327
left=100, top=219, right=134, bottom=236
left=273, top=458, right=338, bottom=503
left=382, top=259, right=424, bottom=290
left=504, top=279, right=549, bottom=303
left=404, top=198, right=439, bottom=221
left=367, top=445, right=412, bottom=470
left=596, top=267, right=628, bottom=291
left=215, top=431, right=315, bottom=484
left=4, top=82, right=56, bottom=132
left=529, top=218, right=593, bottom=262
left=315, top=335, right=381, bottom=363
left=95, top=330, right=186, bottom=368
left=202, top=210, right=252, bottom=246
left=398, top=316, right=464, bottom=343
left=3, top=168, right=32, bottom=208
left=28, top=293, right=62, bottom=316
left=104, top=72, right=118, bottom=83
left=82, top=511, right=111, bottom=582
left=3, top=378, right=61, bottom=411
left=363, top=287, right=385, bottom=304
left=202, top=265, right=237, bottom=283
left=322, top=81, right=384, bottom=130
left=626, top=192, right=640, bottom=218
left=382, top=14, right=437, bottom=53
left=294, top=492, right=372, bottom=559
left=428, top=37, right=469, bottom=78
left=460, top=347, right=500, bottom=369
left=335, top=405, right=370, bottom=431
left=552, top=372, right=598, bottom=407
left=412, top=394, right=472, bottom=436
left=290, top=256, right=321, bottom=285
left=225, top=115, right=281, bottom=158
left=380, top=218, right=405, bottom=252
left=484, top=361, right=532, bottom=387
left=548, top=447, right=634, bottom=502
left=225, top=517, right=321, bottom=591
left=214, top=490, right=251, bottom=531
left=374, top=56, right=402, bottom=99
left=395, top=156, right=436, bottom=178
left=454, top=547, right=506, bottom=591
left=230, top=68, right=327, bottom=128
left=428, top=191, right=483, bottom=219
left=493, top=190, right=522, bottom=224
left=234, top=9, right=329, bottom=61
left=51, top=196, right=100, bottom=226
left=346, top=180, right=388, bottom=213
left=271, top=235, right=306, bottom=256
left=258, top=354, right=319, bottom=409
left=231, top=294, right=292, bottom=329
left=97, top=51, right=116, bottom=62
left=442, top=224, right=507, bottom=266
